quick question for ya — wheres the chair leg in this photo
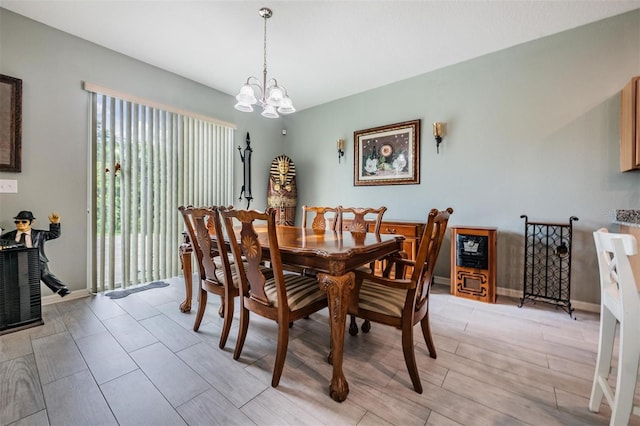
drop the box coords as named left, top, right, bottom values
left=218, top=295, right=234, bottom=349
left=401, top=324, right=422, bottom=394
left=589, top=308, right=616, bottom=412
left=218, top=295, right=225, bottom=318
left=610, top=320, right=640, bottom=425
left=233, top=306, right=250, bottom=360
left=420, top=314, right=437, bottom=359
left=349, top=314, right=359, bottom=336
left=361, top=319, right=371, bottom=333
left=327, top=314, right=334, bottom=365
left=193, top=289, right=208, bottom=332
left=272, top=320, right=290, bottom=387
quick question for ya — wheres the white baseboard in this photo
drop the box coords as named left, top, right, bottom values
left=433, top=275, right=600, bottom=313
left=41, top=289, right=90, bottom=305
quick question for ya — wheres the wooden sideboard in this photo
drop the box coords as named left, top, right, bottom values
left=338, top=219, right=424, bottom=276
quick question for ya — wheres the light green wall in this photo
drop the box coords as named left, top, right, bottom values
left=0, top=9, right=284, bottom=294
left=283, top=9, right=640, bottom=305
left=2, top=8, right=639, bottom=305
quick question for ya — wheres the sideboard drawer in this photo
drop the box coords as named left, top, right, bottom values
left=380, top=223, right=422, bottom=237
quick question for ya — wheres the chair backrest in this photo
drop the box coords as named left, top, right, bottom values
left=410, top=207, right=453, bottom=314
left=301, top=205, right=339, bottom=231
left=593, top=228, right=639, bottom=320
left=179, top=205, right=206, bottom=278
left=338, top=206, right=387, bottom=234
left=207, top=206, right=236, bottom=282
left=180, top=206, right=225, bottom=282
left=221, top=208, right=287, bottom=309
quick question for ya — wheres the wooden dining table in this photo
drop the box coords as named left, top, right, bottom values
left=179, top=225, right=404, bottom=402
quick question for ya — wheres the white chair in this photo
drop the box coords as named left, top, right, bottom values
left=589, top=228, right=640, bottom=425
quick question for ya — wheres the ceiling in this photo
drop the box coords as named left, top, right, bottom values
left=2, top=1, right=639, bottom=112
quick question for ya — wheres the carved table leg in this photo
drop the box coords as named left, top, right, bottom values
left=179, top=246, right=192, bottom=313
left=317, top=271, right=355, bottom=402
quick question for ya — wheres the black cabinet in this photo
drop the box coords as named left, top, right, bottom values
left=0, top=247, right=43, bottom=334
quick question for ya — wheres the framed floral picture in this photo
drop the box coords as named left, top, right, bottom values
left=354, top=119, right=420, bottom=186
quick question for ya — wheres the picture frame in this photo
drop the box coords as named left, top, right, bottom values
left=354, top=119, right=420, bottom=186
left=0, top=74, right=22, bottom=172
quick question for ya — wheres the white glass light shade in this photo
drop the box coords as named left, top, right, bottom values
left=261, top=104, right=279, bottom=118
left=235, top=84, right=257, bottom=105
left=277, top=97, right=295, bottom=114
left=234, top=102, right=254, bottom=113
left=266, top=86, right=284, bottom=106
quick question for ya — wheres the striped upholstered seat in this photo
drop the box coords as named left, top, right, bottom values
left=221, top=207, right=328, bottom=388
left=213, top=261, right=271, bottom=289
left=349, top=207, right=453, bottom=394
left=264, top=273, right=328, bottom=309
left=357, top=280, right=407, bottom=317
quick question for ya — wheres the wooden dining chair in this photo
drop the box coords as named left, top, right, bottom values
left=178, top=205, right=237, bottom=348
left=348, top=207, right=453, bottom=393
left=179, top=205, right=269, bottom=349
left=337, top=206, right=388, bottom=334
left=589, top=228, right=640, bottom=425
left=220, top=207, right=329, bottom=387
left=294, top=205, right=342, bottom=277
left=337, top=206, right=387, bottom=234
left=301, top=205, right=340, bottom=231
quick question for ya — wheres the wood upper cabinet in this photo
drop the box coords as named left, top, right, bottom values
left=620, top=76, right=640, bottom=172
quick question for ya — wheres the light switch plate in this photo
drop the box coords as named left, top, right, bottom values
left=0, top=179, right=18, bottom=193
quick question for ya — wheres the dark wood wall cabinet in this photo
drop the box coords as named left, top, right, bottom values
left=620, top=76, right=640, bottom=172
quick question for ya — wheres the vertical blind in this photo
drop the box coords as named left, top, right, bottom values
left=86, top=85, right=235, bottom=293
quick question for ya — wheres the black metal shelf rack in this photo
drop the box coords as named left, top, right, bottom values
left=518, top=215, right=579, bottom=318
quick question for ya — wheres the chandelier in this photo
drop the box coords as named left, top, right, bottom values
left=234, top=7, right=295, bottom=118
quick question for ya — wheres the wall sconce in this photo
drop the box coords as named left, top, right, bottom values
left=433, top=122, right=445, bottom=153
left=337, top=139, right=345, bottom=163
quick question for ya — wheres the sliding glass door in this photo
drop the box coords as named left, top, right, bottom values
left=87, top=89, right=234, bottom=292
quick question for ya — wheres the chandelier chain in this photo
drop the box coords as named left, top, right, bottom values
left=263, top=13, right=268, bottom=87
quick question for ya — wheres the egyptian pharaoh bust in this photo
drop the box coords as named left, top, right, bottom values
left=267, top=155, right=297, bottom=225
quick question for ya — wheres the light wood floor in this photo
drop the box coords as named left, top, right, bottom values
left=1, top=277, right=637, bottom=426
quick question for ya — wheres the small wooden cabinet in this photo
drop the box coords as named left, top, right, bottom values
left=620, top=76, right=640, bottom=172
left=450, top=226, right=497, bottom=303
left=338, top=219, right=424, bottom=276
